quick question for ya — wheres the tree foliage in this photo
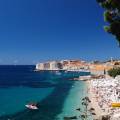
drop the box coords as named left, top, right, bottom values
left=108, top=67, right=120, bottom=77
left=96, top=0, right=120, bottom=46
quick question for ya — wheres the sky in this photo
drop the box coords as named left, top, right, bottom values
left=0, top=0, right=120, bottom=65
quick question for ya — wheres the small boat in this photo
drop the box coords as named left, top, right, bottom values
left=55, top=71, right=61, bottom=75
left=25, top=103, right=38, bottom=110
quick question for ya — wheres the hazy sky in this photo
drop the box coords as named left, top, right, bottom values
left=0, top=0, right=120, bottom=65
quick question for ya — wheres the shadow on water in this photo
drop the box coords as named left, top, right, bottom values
left=0, top=78, right=74, bottom=120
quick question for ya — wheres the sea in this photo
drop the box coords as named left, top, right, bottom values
left=0, top=65, right=90, bottom=120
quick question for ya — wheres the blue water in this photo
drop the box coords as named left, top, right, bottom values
left=0, top=65, right=90, bottom=120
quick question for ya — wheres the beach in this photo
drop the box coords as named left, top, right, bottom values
left=86, top=75, right=120, bottom=120
left=86, top=80, right=107, bottom=119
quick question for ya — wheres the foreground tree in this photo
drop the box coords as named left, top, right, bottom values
left=108, top=67, right=120, bottom=78
left=96, top=0, right=120, bottom=46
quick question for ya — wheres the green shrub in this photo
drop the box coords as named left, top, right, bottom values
left=108, top=67, right=120, bottom=78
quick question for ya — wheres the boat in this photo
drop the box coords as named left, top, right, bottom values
left=56, top=72, right=61, bottom=75
left=25, top=103, right=38, bottom=110
left=55, top=71, right=61, bottom=75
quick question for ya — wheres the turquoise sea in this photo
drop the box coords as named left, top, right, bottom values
left=0, top=65, right=90, bottom=120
